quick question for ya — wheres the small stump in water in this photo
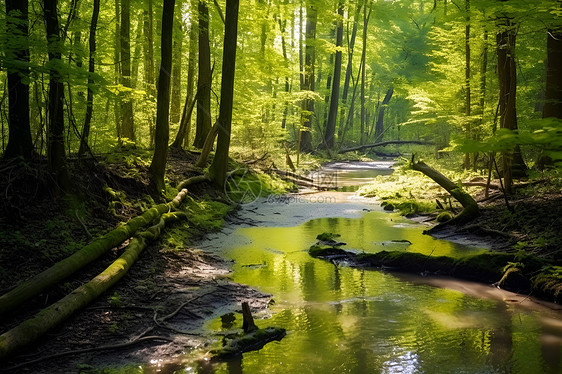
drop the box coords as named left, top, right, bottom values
left=211, top=302, right=286, bottom=360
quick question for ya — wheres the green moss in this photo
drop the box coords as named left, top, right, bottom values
left=309, top=245, right=347, bottom=258
left=531, top=266, right=562, bottom=302
left=436, top=211, right=453, bottom=222
left=212, top=327, right=286, bottom=359
left=316, top=232, right=341, bottom=241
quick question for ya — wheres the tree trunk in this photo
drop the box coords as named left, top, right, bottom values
left=170, top=0, right=183, bottom=127
left=114, top=0, right=121, bottom=139
left=209, top=0, right=239, bottom=187
left=360, top=3, right=369, bottom=145
left=411, top=158, right=479, bottom=226
left=120, top=0, right=135, bottom=142
left=324, top=0, right=344, bottom=149
left=79, top=0, right=100, bottom=157
left=143, top=0, right=156, bottom=147
left=4, top=0, right=34, bottom=159
left=299, top=1, right=316, bottom=153
left=537, top=27, right=562, bottom=169
left=149, top=0, right=175, bottom=193
left=463, top=0, right=472, bottom=169
left=337, top=2, right=361, bottom=143
left=0, top=189, right=189, bottom=316
left=193, top=0, right=212, bottom=149
left=374, top=87, right=393, bottom=142
left=496, top=19, right=527, bottom=193
left=45, top=0, right=70, bottom=192
left=0, top=211, right=186, bottom=361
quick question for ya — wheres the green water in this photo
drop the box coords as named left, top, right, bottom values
left=196, top=209, right=562, bottom=374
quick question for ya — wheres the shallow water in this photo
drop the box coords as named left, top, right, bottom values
left=111, top=162, right=562, bottom=373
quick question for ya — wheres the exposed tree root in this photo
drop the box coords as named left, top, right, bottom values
left=177, top=174, right=211, bottom=190
left=0, top=212, right=187, bottom=361
left=0, top=189, right=189, bottom=315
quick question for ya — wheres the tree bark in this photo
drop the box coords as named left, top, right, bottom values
left=537, top=27, right=562, bottom=169
left=496, top=19, right=527, bottom=192
left=324, top=0, right=344, bottom=149
left=45, top=0, right=70, bottom=192
left=172, top=0, right=198, bottom=149
left=0, top=212, right=186, bottom=361
left=114, top=0, right=121, bottom=139
left=463, top=0, right=472, bottom=170
left=412, top=158, right=479, bottom=226
left=149, top=0, right=175, bottom=194
left=4, top=0, right=34, bottom=159
left=193, top=0, right=212, bottom=149
left=374, top=87, right=393, bottom=142
left=0, top=189, right=189, bottom=316
left=79, top=0, right=100, bottom=157
left=209, top=0, right=239, bottom=187
left=170, top=0, right=183, bottom=127
left=120, top=0, right=135, bottom=142
left=299, top=1, right=316, bottom=153
left=143, top=0, right=156, bottom=147
left=360, top=2, right=369, bottom=145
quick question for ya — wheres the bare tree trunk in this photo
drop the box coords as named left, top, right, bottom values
left=149, top=0, right=175, bottom=193
left=45, top=0, right=70, bottom=192
left=209, top=0, right=239, bottom=187
left=170, top=0, right=183, bottom=127
left=193, top=0, right=212, bottom=148
left=463, top=0, right=472, bottom=169
left=324, top=0, right=344, bottom=149
left=4, top=0, right=34, bottom=159
left=360, top=3, right=370, bottom=145
left=144, top=0, right=156, bottom=147
left=79, top=0, right=100, bottom=157
left=114, top=0, right=121, bottom=139
left=496, top=19, right=526, bottom=193
left=299, top=1, right=316, bottom=153
left=120, top=0, right=135, bottom=142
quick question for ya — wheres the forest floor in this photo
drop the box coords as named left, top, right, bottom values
left=0, top=149, right=274, bottom=373
left=0, top=152, right=561, bottom=372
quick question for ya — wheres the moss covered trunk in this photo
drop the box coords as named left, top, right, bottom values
left=0, top=189, right=188, bottom=315
left=411, top=158, right=479, bottom=225
left=0, top=212, right=186, bottom=361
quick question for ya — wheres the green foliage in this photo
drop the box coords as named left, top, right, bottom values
left=108, top=291, right=122, bottom=307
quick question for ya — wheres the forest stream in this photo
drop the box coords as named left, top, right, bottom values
left=142, top=161, right=562, bottom=374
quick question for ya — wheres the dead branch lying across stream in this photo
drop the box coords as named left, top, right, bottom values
left=338, top=140, right=430, bottom=154
left=0, top=189, right=189, bottom=316
left=0, top=212, right=187, bottom=361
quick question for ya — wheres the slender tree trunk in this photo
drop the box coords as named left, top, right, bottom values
left=496, top=19, right=526, bottom=193
left=360, top=2, right=370, bottom=145
left=537, top=27, right=562, bottom=169
left=120, top=0, right=135, bottom=142
left=172, top=2, right=198, bottom=149
left=193, top=0, right=212, bottom=148
left=143, top=0, right=155, bottom=147
left=45, top=0, right=70, bottom=192
left=463, top=0, right=472, bottom=169
left=324, top=0, right=344, bottom=149
left=209, top=0, right=239, bottom=187
left=79, top=0, right=100, bottom=157
left=374, top=87, right=393, bottom=142
left=114, top=0, right=121, bottom=139
left=4, top=0, right=33, bottom=159
left=337, top=2, right=361, bottom=141
left=300, top=1, right=316, bottom=153
left=149, top=0, right=175, bottom=193
left=170, top=0, right=183, bottom=127
left=131, top=12, right=143, bottom=90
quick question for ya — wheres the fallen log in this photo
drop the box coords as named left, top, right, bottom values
left=411, top=157, right=479, bottom=229
left=177, top=174, right=211, bottom=190
left=462, top=181, right=500, bottom=190
left=338, top=140, right=429, bottom=154
left=0, top=189, right=189, bottom=316
left=0, top=212, right=187, bottom=361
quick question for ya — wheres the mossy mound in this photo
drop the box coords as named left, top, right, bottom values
left=436, top=211, right=452, bottom=222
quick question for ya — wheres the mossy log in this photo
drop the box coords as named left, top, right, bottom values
left=0, top=189, right=189, bottom=316
left=0, top=212, right=187, bottom=361
left=212, top=327, right=286, bottom=360
left=309, top=246, right=554, bottom=297
left=177, top=174, right=211, bottom=190
left=411, top=157, right=479, bottom=227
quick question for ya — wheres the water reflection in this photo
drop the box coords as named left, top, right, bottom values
left=199, top=211, right=562, bottom=374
